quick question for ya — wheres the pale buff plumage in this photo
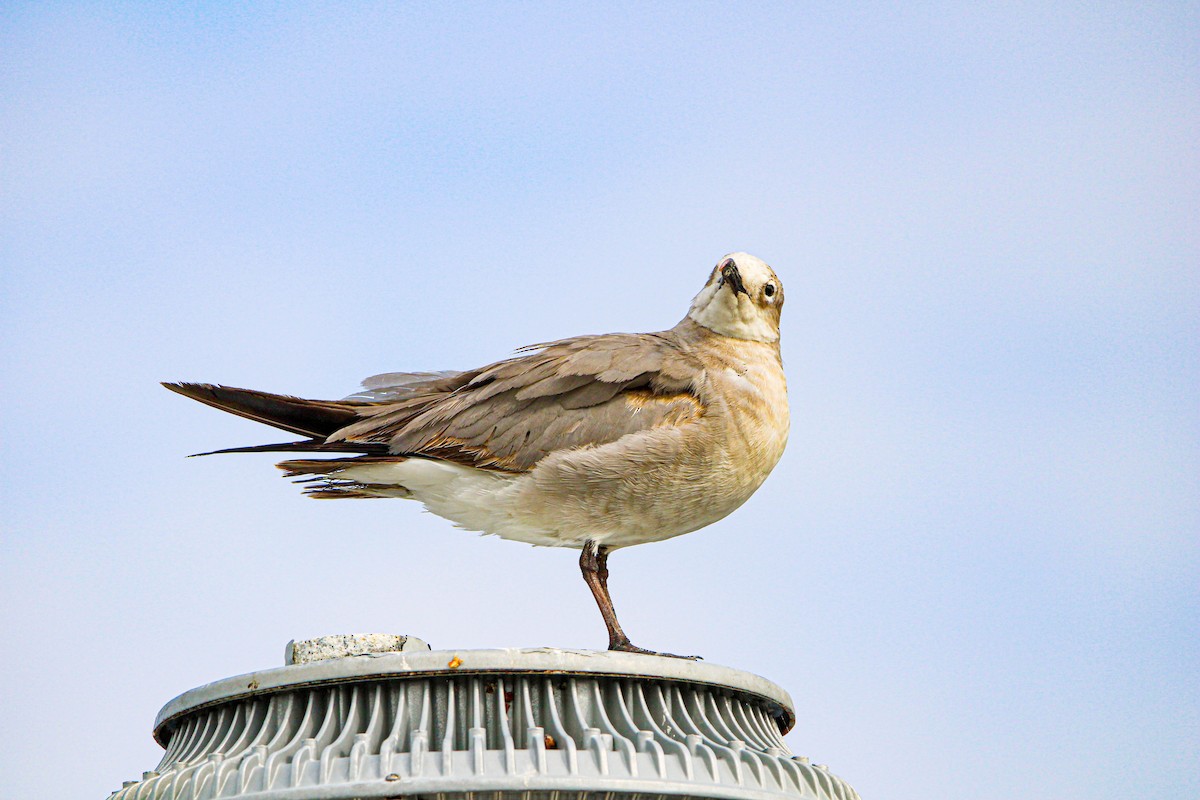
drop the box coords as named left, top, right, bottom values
left=337, top=317, right=788, bottom=550
left=164, top=252, right=788, bottom=655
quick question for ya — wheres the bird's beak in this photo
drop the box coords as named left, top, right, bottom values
left=720, top=261, right=749, bottom=297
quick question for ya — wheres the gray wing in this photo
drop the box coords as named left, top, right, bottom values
left=331, top=332, right=705, bottom=472
left=343, top=370, right=466, bottom=402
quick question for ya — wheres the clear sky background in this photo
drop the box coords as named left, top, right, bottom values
left=2, top=4, right=1197, bottom=799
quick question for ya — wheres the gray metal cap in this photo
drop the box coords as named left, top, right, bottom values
left=109, top=637, right=859, bottom=800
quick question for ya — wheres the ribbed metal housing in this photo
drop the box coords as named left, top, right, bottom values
left=107, top=647, right=859, bottom=800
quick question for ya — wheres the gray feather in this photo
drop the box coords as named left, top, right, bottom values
left=344, top=370, right=466, bottom=402
left=327, top=329, right=708, bottom=471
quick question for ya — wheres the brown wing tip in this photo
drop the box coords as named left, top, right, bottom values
left=161, top=381, right=216, bottom=399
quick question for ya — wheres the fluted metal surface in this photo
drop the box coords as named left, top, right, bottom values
left=108, top=648, right=859, bottom=800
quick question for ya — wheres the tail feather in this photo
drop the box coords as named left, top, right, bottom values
left=165, top=381, right=410, bottom=501
left=190, top=440, right=388, bottom=458
left=276, top=458, right=353, bottom=477
left=276, top=455, right=413, bottom=500
left=162, top=382, right=365, bottom=438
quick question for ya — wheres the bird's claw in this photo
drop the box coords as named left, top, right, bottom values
left=609, top=639, right=702, bottom=660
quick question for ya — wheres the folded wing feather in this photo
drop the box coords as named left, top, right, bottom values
left=332, top=332, right=706, bottom=472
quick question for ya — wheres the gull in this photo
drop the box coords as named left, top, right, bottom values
left=164, top=253, right=789, bottom=657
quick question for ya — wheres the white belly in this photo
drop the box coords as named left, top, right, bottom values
left=339, top=425, right=780, bottom=551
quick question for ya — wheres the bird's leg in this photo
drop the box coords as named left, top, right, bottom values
left=579, top=541, right=630, bottom=648
left=579, top=540, right=700, bottom=660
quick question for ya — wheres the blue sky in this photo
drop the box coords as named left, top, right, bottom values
left=1, top=4, right=1197, bottom=798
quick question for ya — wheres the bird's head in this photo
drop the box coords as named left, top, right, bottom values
left=687, top=252, right=784, bottom=342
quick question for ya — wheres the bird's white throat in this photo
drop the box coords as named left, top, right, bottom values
left=687, top=282, right=778, bottom=342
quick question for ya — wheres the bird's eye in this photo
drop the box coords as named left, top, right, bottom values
left=764, top=284, right=776, bottom=298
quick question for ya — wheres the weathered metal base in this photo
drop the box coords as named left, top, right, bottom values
left=107, top=636, right=859, bottom=800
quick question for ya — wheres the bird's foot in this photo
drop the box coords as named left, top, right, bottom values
left=608, top=638, right=702, bottom=660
